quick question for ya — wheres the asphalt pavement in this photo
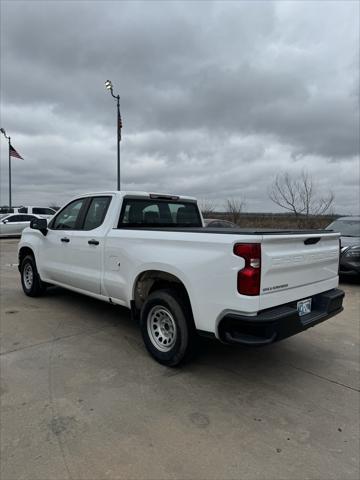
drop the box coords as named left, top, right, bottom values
left=1, top=238, right=359, bottom=480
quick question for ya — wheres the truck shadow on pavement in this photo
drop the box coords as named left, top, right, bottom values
left=41, top=285, right=344, bottom=381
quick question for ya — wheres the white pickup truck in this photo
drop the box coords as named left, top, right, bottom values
left=18, top=191, right=344, bottom=366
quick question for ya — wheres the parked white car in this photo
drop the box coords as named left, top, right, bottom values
left=18, top=191, right=344, bottom=366
left=0, top=214, right=45, bottom=238
left=0, top=206, right=56, bottom=220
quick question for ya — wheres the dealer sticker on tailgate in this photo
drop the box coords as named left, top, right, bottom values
left=297, top=298, right=312, bottom=316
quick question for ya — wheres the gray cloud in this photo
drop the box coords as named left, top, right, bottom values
left=0, top=0, right=359, bottom=213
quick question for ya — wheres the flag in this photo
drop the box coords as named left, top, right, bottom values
left=9, top=144, right=23, bottom=159
left=118, top=111, right=122, bottom=141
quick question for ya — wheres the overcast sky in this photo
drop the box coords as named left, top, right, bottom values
left=1, top=0, right=359, bottom=213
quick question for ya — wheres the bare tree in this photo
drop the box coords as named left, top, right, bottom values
left=199, top=199, right=216, bottom=218
left=224, top=197, right=246, bottom=225
left=268, top=170, right=334, bottom=219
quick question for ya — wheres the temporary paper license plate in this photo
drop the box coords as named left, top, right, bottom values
left=297, top=298, right=312, bottom=317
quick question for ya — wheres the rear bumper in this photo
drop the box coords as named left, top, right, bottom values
left=218, top=288, right=345, bottom=346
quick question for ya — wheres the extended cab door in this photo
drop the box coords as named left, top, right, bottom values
left=64, top=196, right=111, bottom=294
left=40, top=196, right=111, bottom=294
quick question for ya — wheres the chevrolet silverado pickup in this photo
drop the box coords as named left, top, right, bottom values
left=18, top=191, right=344, bottom=366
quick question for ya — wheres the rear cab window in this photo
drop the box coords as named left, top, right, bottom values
left=118, top=197, right=202, bottom=228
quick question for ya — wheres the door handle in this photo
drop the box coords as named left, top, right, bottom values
left=88, top=239, right=99, bottom=246
left=61, top=237, right=70, bottom=243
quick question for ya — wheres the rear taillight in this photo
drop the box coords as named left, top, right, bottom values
left=234, top=243, right=261, bottom=296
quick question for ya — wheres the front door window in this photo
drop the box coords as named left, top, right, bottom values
left=51, top=199, right=85, bottom=230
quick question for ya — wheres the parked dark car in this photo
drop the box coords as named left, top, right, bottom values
left=326, top=216, right=360, bottom=275
left=204, top=218, right=237, bottom=228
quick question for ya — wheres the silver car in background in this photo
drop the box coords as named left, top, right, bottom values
left=326, top=216, right=360, bottom=276
left=0, top=206, right=56, bottom=221
left=204, top=218, right=237, bottom=228
left=0, top=214, right=45, bottom=238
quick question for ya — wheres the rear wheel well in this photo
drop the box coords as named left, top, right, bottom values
left=133, top=270, right=193, bottom=321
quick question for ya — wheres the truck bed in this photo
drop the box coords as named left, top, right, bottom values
left=117, top=226, right=332, bottom=235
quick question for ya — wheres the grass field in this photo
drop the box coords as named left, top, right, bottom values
left=205, top=213, right=338, bottom=229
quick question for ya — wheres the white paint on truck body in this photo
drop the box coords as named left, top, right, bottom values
left=19, top=191, right=341, bottom=339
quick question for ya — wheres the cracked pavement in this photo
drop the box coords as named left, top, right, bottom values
left=1, top=239, right=359, bottom=480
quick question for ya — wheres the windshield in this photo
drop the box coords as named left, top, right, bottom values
left=326, top=219, right=360, bottom=237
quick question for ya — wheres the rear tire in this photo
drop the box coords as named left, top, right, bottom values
left=140, top=289, right=196, bottom=367
left=20, top=255, right=46, bottom=297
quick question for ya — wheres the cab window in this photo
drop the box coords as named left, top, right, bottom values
left=51, top=199, right=86, bottom=230
left=118, top=199, right=201, bottom=227
left=83, top=197, right=111, bottom=230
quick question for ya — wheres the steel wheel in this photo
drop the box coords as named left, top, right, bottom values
left=23, top=263, right=34, bottom=290
left=147, top=305, right=177, bottom=352
left=20, top=254, right=47, bottom=297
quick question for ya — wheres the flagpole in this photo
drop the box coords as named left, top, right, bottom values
left=105, top=80, right=122, bottom=191
left=8, top=136, right=12, bottom=209
left=0, top=128, right=12, bottom=208
left=117, top=94, right=120, bottom=191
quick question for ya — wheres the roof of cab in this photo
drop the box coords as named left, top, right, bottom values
left=80, top=191, right=198, bottom=201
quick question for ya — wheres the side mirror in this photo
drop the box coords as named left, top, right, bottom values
left=30, top=218, right=48, bottom=236
left=3, top=219, right=8, bottom=224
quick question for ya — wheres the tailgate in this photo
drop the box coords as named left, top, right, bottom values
left=260, top=232, right=339, bottom=309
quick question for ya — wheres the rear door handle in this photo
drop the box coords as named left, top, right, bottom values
left=88, top=239, right=99, bottom=246
left=61, top=237, right=70, bottom=243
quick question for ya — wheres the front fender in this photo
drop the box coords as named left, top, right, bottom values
left=18, top=230, right=42, bottom=264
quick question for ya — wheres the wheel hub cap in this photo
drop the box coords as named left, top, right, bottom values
left=147, top=306, right=177, bottom=352
left=23, top=263, right=33, bottom=290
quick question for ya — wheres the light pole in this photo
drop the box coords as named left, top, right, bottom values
left=105, top=80, right=122, bottom=191
left=0, top=127, right=12, bottom=208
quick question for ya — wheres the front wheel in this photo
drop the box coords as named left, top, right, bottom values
left=20, top=255, right=46, bottom=297
left=140, top=289, right=196, bottom=367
